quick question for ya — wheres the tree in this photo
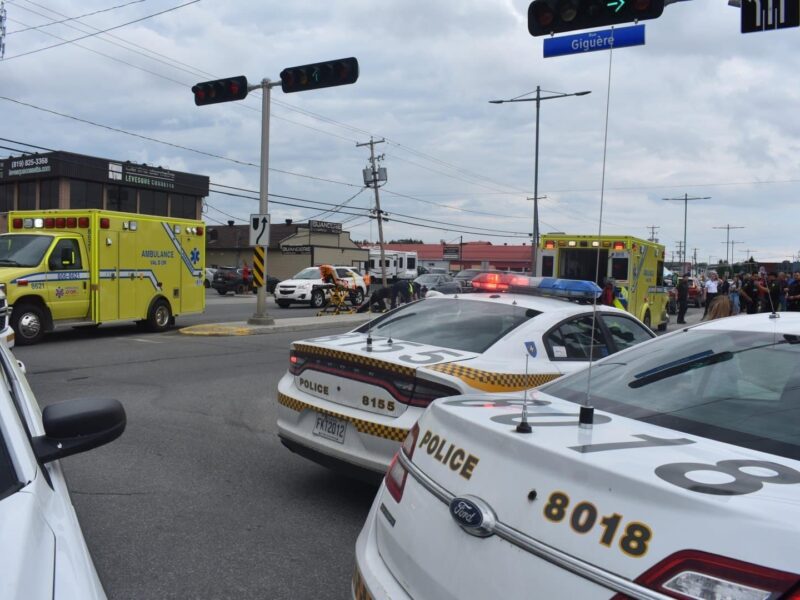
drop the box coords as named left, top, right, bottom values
left=388, top=238, right=423, bottom=244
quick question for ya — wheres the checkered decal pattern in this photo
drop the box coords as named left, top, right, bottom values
left=277, top=392, right=408, bottom=442
left=427, top=363, right=561, bottom=392
left=293, top=343, right=416, bottom=378
left=352, top=566, right=373, bottom=600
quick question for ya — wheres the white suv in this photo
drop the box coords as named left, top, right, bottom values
left=275, top=266, right=367, bottom=309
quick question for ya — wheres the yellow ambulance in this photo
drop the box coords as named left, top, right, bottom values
left=537, top=234, right=669, bottom=331
left=0, top=209, right=206, bottom=344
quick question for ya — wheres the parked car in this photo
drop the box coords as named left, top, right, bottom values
left=454, top=269, right=507, bottom=292
left=355, top=312, right=800, bottom=600
left=274, top=266, right=367, bottom=309
left=204, top=267, right=217, bottom=289
left=276, top=278, right=654, bottom=479
left=211, top=267, right=279, bottom=295
left=667, top=277, right=704, bottom=310
left=414, top=273, right=461, bottom=295
left=0, top=332, right=126, bottom=598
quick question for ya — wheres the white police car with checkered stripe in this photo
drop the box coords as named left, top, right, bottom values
left=276, top=276, right=655, bottom=479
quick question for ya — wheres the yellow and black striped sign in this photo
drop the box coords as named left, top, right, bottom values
left=252, top=246, right=265, bottom=288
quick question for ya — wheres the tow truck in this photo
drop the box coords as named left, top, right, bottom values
left=0, top=209, right=205, bottom=344
left=537, top=234, right=668, bottom=331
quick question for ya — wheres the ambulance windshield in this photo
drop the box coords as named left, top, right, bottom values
left=0, top=234, right=54, bottom=268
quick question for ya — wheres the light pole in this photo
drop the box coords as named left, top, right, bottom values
left=662, top=193, right=711, bottom=271
left=490, top=86, right=591, bottom=276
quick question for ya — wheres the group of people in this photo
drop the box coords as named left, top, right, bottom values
left=356, top=279, right=426, bottom=313
left=676, top=270, right=800, bottom=323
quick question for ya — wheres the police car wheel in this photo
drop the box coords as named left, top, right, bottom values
left=12, top=304, right=46, bottom=346
left=310, top=290, right=325, bottom=309
left=147, top=300, right=172, bottom=332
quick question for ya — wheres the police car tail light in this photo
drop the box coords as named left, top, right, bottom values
left=409, top=380, right=460, bottom=408
left=627, top=550, right=800, bottom=600
left=288, top=351, right=307, bottom=375
left=386, top=426, right=419, bottom=502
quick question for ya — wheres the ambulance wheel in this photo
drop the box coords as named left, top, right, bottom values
left=147, top=300, right=172, bottom=333
left=349, top=289, right=364, bottom=306
left=12, top=304, right=46, bottom=346
left=310, top=290, right=326, bottom=309
left=643, top=311, right=652, bottom=329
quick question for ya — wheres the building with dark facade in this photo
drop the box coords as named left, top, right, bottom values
left=0, top=151, right=209, bottom=231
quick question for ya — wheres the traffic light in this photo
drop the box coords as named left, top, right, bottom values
left=280, top=57, right=359, bottom=94
left=528, top=0, right=664, bottom=36
left=192, top=76, right=249, bottom=106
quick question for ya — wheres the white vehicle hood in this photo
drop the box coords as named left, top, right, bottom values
left=0, top=491, right=56, bottom=600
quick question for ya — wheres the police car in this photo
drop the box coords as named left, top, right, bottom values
left=276, top=276, right=655, bottom=478
left=0, top=333, right=125, bottom=597
left=354, top=312, right=800, bottom=600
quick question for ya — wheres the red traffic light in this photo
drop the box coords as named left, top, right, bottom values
left=192, top=76, right=249, bottom=106
left=280, top=57, right=359, bottom=94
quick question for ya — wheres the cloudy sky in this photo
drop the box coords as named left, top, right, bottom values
left=1, top=0, right=798, bottom=265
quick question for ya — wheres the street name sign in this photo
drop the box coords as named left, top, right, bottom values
left=249, top=213, right=270, bottom=247
left=543, top=24, right=645, bottom=58
left=742, top=0, right=799, bottom=33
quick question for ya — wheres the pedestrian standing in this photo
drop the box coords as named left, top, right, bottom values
left=786, top=271, right=800, bottom=312
left=240, top=262, right=251, bottom=294
left=756, top=271, right=782, bottom=313
left=740, top=273, right=758, bottom=314
left=778, top=272, right=789, bottom=311
left=676, top=273, right=689, bottom=324
left=703, top=271, right=719, bottom=317
left=728, top=274, right=741, bottom=315
left=601, top=279, right=615, bottom=307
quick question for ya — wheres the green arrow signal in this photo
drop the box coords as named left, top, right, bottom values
left=607, top=0, right=625, bottom=13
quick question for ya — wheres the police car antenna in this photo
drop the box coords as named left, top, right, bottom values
left=516, top=353, right=532, bottom=434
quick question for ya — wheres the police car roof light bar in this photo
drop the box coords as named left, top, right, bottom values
left=471, top=273, right=602, bottom=302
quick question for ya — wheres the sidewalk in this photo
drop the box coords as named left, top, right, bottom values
left=179, top=313, right=372, bottom=337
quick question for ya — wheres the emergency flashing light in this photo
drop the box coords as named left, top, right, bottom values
left=78, top=217, right=90, bottom=228
left=12, top=219, right=22, bottom=229
left=591, top=241, right=600, bottom=247
left=196, top=226, right=204, bottom=236
left=100, top=218, right=110, bottom=229
left=613, top=241, right=626, bottom=250
left=544, top=240, right=555, bottom=249
left=44, top=218, right=55, bottom=228
left=471, top=273, right=602, bottom=301
left=528, top=0, right=665, bottom=37
left=280, top=57, right=359, bottom=94
left=568, top=240, right=577, bottom=247
left=66, top=218, right=77, bottom=227
left=192, top=76, right=249, bottom=106
left=34, top=218, right=43, bottom=228
left=55, top=218, right=66, bottom=228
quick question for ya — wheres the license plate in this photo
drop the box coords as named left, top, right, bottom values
left=313, top=413, right=347, bottom=444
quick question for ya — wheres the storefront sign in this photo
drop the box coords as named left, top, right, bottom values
left=309, top=220, right=342, bottom=234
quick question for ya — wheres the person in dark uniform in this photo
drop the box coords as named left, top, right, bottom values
left=786, top=271, right=800, bottom=312
left=756, top=271, right=782, bottom=313
left=391, top=279, right=414, bottom=309
left=676, top=273, right=689, bottom=324
left=740, top=273, right=758, bottom=314
left=356, top=286, right=391, bottom=313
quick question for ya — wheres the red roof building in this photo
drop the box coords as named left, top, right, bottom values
left=372, top=242, right=533, bottom=272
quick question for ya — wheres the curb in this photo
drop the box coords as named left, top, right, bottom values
left=179, top=314, right=372, bottom=337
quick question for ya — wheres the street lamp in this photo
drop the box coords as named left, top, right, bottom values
left=490, top=86, right=591, bottom=276
left=662, top=193, right=711, bottom=271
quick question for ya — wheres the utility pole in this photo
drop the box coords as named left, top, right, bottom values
left=646, top=225, right=660, bottom=242
left=728, top=240, right=744, bottom=271
left=675, top=241, right=685, bottom=270
left=357, top=137, right=388, bottom=286
left=712, top=224, right=745, bottom=266
left=527, top=195, right=546, bottom=274
left=692, top=248, right=698, bottom=276
left=662, top=194, right=711, bottom=267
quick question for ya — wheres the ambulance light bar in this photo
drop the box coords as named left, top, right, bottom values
left=14, top=216, right=90, bottom=229
left=471, top=273, right=601, bottom=301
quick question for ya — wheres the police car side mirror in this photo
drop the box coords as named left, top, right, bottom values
left=32, top=398, right=126, bottom=464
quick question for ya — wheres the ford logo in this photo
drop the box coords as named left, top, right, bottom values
left=448, top=495, right=496, bottom=538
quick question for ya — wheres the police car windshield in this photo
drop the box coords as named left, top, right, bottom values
left=544, top=330, right=800, bottom=460
left=294, top=268, right=321, bottom=280
left=356, top=298, right=538, bottom=353
left=0, top=234, right=54, bottom=267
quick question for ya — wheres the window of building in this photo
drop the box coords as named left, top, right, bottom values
left=139, top=190, right=168, bottom=216
left=18, top=182, right=36, bottom=210
left=0, top=184, right=14, bottom=213
left=70, top=181, right=102, bottom=209
left=40, top=180, right=59, bottom=210
left=107, top=186, right=137, bottom=213
left=170, top=194, right=197, bottom=219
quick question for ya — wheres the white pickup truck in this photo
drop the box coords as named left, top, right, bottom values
left=274, top=266, right=367, bottom=309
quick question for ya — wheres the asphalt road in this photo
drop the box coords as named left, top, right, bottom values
left=16, top=323, right=372, bottom=600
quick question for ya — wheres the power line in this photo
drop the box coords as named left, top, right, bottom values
left=2, top=0, right=200, bottom=60
left=7, top=0, right=148, bottom=35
